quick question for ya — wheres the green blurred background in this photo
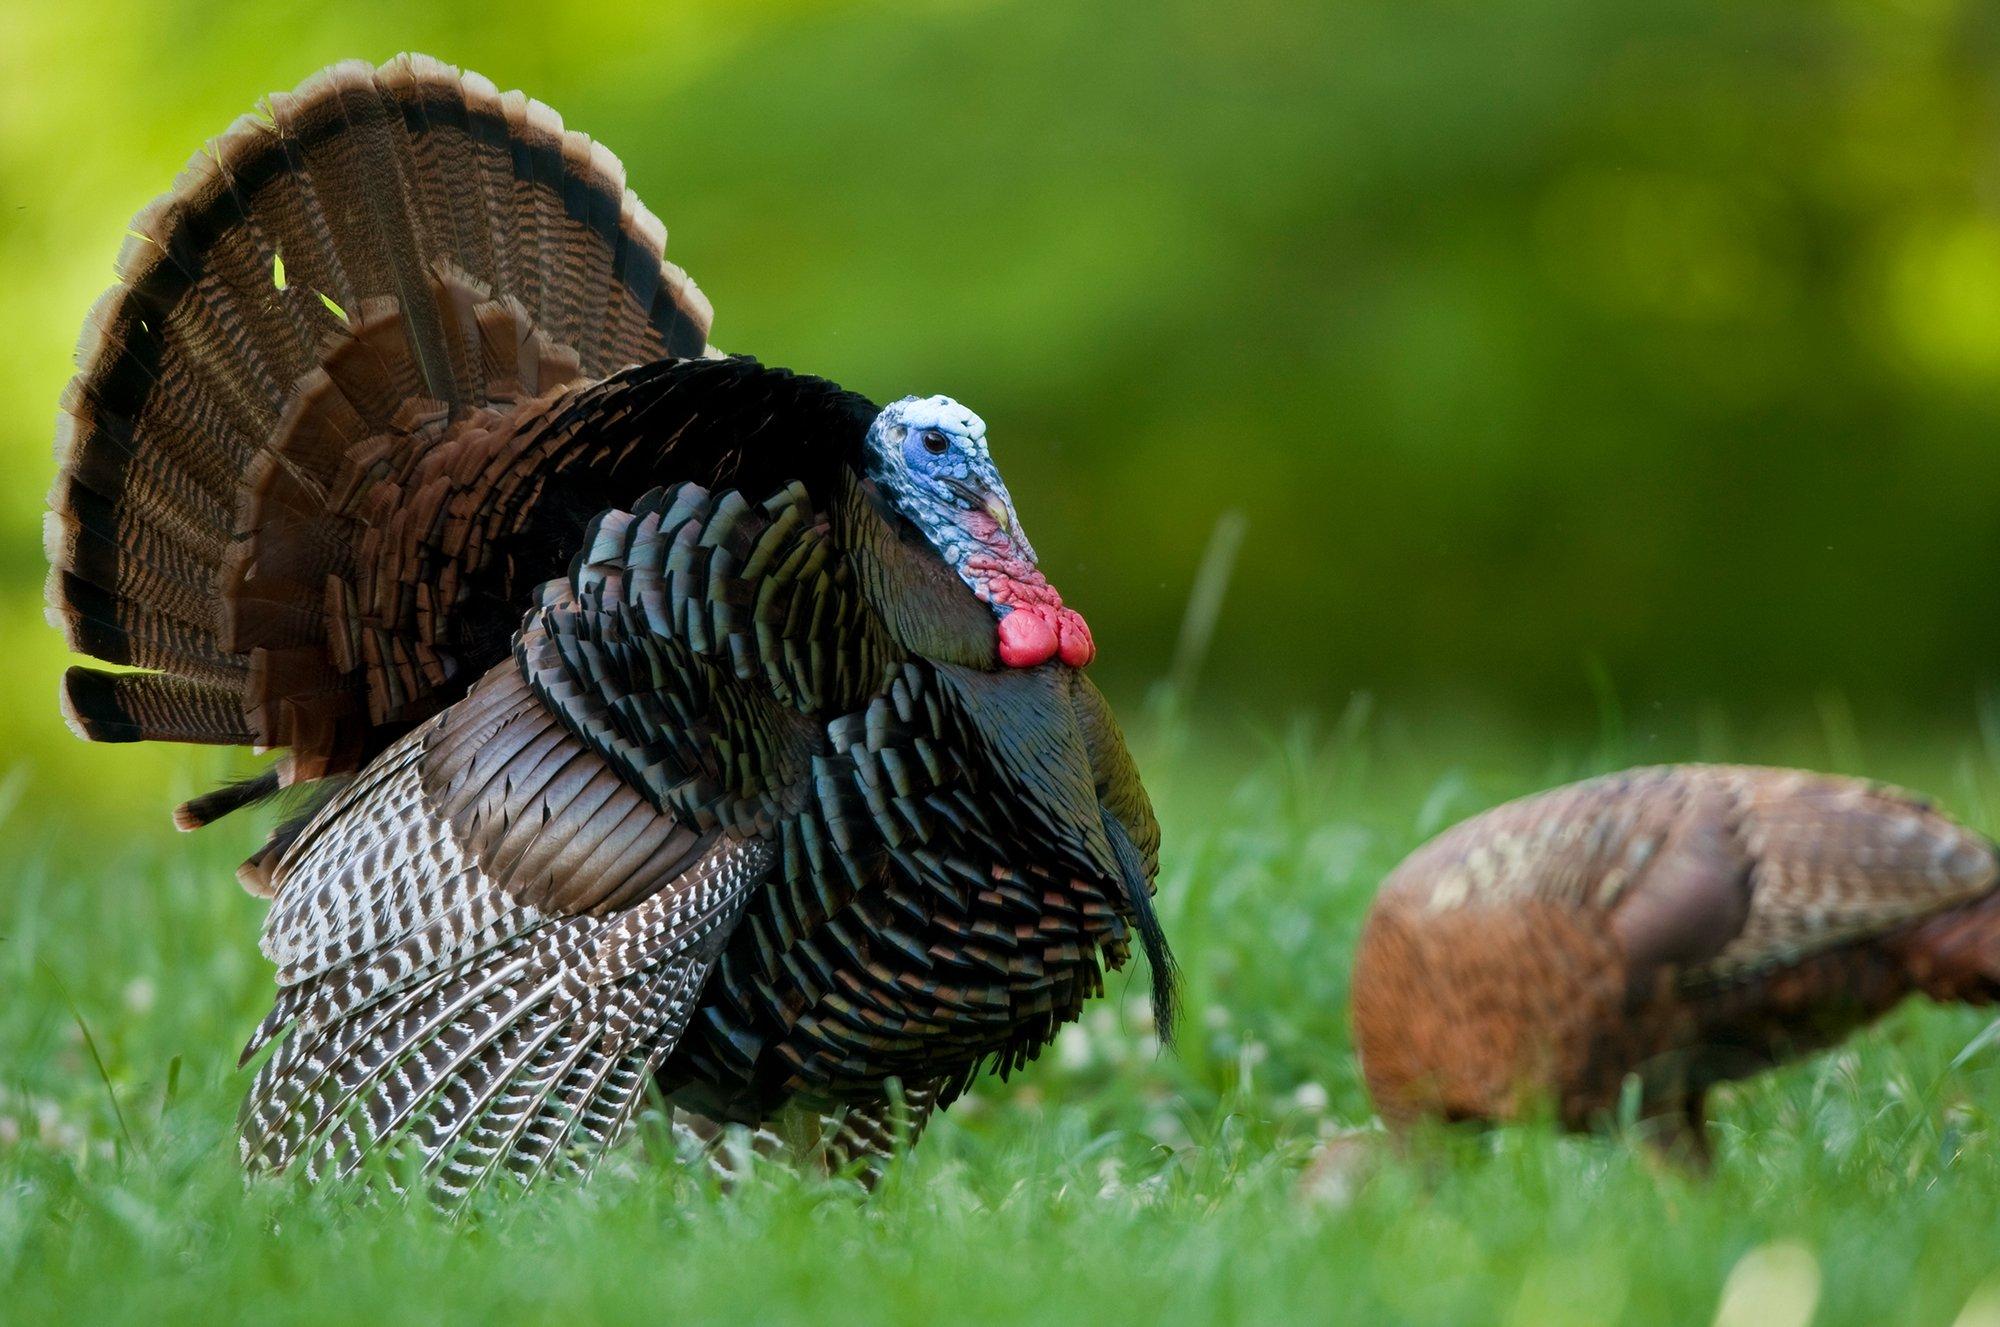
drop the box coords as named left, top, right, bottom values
left=7, top=0, right=2000, bottom=824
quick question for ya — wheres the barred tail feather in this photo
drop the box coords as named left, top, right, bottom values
left=59, top=668, right=252, bottom=746
left=49, top=53, right=713, bottom=800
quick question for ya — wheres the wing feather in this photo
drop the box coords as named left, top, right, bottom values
left=241, top=667, right=775, bottom=1196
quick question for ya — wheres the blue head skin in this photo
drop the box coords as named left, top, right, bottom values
left=862, top=395, right=1033, bottom=567
left=862, top=395, right=1094, bottom=668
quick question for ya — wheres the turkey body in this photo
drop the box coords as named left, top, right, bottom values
left=1351, top=765, right=2000, bottom=1159
left=47, top=55, right=1164, bottom=1197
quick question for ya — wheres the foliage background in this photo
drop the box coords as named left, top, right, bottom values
left=9, top=0, right=2000, bottom=820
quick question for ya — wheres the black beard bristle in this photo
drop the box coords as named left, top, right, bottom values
left=1102, top=809, right=1180, bottom=1048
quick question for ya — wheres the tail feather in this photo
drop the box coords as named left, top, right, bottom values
left=50, top=53, right=713, bottom=806
left=45, top=509, right=220, bottom=634
left=51, top=594, right=242, bottom=681
left=60, top=668, right=252, bottom=746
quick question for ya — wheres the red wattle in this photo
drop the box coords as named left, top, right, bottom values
left=1056, top=610, right=1095, bottom=667
left=971, top=550, right=1095, bottom=670
left=997, top=609, right=1058, bottom=667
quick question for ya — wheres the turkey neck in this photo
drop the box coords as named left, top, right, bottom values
left=834, top=470, right=1002, bottom=669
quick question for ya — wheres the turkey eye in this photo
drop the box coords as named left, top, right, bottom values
left=921, top=430, right=950, bottom=456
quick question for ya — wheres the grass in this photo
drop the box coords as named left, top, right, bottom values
left=9, top=707, right=2000, bottom=1325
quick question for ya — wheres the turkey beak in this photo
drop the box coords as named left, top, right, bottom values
left=944, top=477, right=1015, bottom=535
left=982, top=496, right=1015, bottom=536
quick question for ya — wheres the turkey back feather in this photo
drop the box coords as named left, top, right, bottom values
left=49, top=54, right=711, bottom=793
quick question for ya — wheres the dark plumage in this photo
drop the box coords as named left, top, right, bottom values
left=48, top=55, right=1165, bottom=1197
left=1350, top=765, right=2000, bottom=1161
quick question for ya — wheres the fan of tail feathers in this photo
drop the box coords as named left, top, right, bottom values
left=45, top=53, right=716, bottom=873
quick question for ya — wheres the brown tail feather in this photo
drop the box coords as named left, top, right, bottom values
left=48, top=54, right=714, bottom=810
left=60, top=669, right=253, bottom=746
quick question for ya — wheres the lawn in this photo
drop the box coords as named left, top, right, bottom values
left=8, top=705, right=2000, bottom=1326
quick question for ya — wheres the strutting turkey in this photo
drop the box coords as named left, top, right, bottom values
left=47, top=54, right=1169, bottom=1198
left=1350, top=765, right=2000, bottom=1163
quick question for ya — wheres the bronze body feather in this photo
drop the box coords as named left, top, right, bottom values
left=49, top=55, right=1163, bottom=1196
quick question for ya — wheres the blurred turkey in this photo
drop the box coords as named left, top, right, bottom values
left=1351, top=765, right=2000, bottom=1162
left=47, top=54, right=1168, bottom=1198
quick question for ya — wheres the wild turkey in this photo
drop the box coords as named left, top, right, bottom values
left=1350, top=765, right=2000, bottom=1162
left=47, top=54, right=1169, bottom=1197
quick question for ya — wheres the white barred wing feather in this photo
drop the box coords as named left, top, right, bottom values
left=239, top=693, right=773, bottom=1196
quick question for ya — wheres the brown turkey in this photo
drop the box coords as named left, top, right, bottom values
left=1350, top=765, right=2000, bottom=1162
left=47, top=54, right=1169, bottom=1199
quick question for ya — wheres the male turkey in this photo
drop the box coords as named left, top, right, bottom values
left=47, top=54, right=1169, bottom=1197
left=1350, top=765, right=2000, bottom=1162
